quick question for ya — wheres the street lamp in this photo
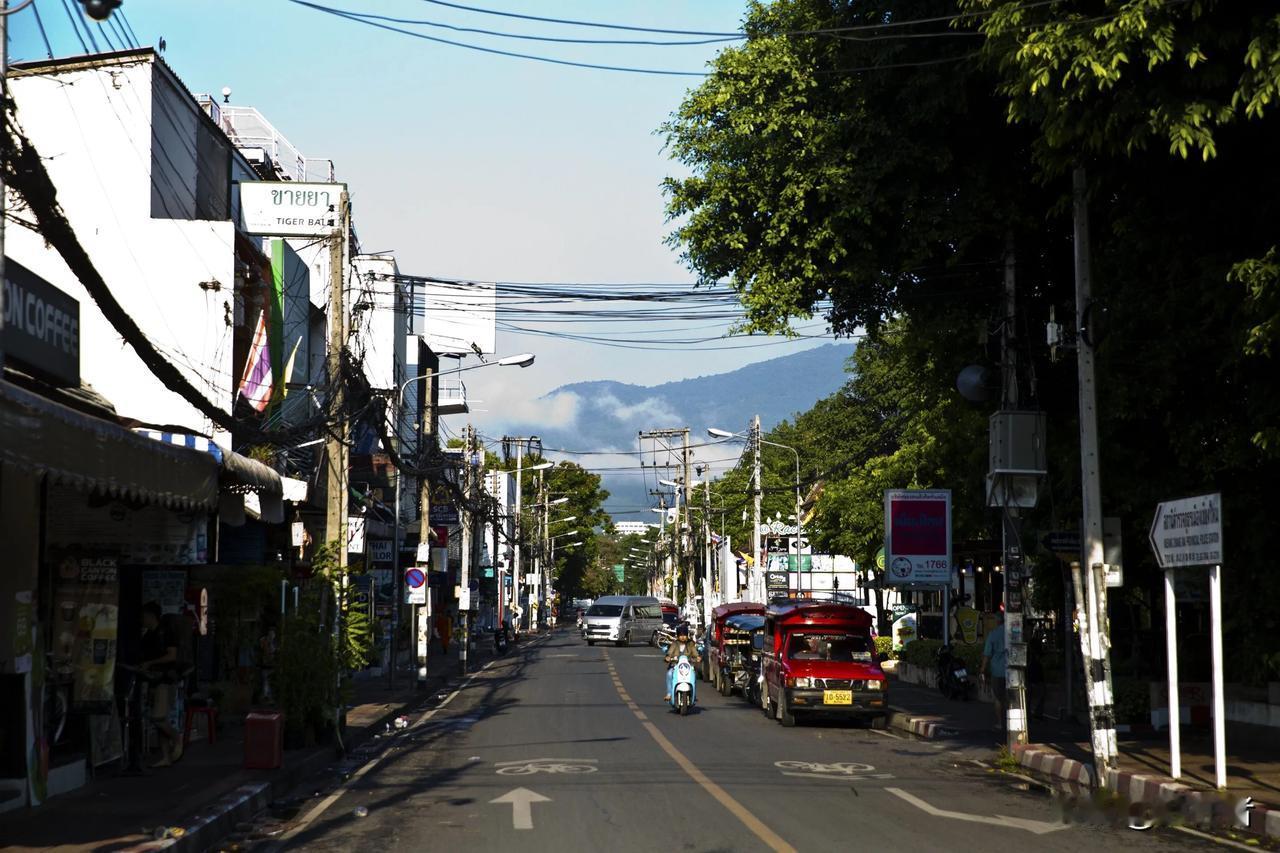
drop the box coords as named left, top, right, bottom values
left=387, top=353, right=535, bottom=688
left=708, top=425, right=804, bottom=598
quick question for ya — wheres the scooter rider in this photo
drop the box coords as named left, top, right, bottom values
left=663, top=622, right=701, bottom=702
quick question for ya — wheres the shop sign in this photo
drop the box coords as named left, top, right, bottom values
left=758, top=520, right=800, bottom=536
left=239, top=181, right=346, bottom=236
left=429, top=503, right=460, bottom=525
left=766, top=570, right=789, bottom=596
left=369, top=539, right=393, bottom=563
left=141, top=569, right=187, bottom=615
left=884, top=489, right=952, bottom=586
left=347, top=516, right=366, bottom=554
left=3, top=258, right=80, bottom=387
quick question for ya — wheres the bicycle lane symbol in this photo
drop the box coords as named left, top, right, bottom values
left=495, top=758, right=600, bottom=776
left=774, top=760, right=894, bottom=781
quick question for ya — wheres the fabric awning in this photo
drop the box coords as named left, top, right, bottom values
left=0, top=380, right=218, bottom=509
left=134, top=429, right=285, bottom=524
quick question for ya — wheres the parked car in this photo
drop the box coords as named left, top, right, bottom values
left=582, top=595, right=663, bottom=647
left=705, top=601, right=766, bottom=687
left=759, top=601, right=888, bottom=727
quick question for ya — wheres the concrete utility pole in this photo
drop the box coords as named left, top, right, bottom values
left=682, top=430, right=693, bottom=609
left=751, top=415, right=763, bottom=602
left=1073, top=166, right=1119, bottom=782
left=458, top=424, right=473, bottom=672
left=324, top=194, right=350, bottom=568
left=1, top=0, right=9, bottom=373
left=323, top=191, right=351, bottom=723
left=1001, top=235, right=1029, bottom=750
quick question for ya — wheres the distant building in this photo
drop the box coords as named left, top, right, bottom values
left=612, top=520, right=656, bottom=536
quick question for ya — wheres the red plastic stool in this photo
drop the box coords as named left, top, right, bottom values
left=183, top=704, right=218, bottom=746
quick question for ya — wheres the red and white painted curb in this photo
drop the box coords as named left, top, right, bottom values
left=886, top=709, right=957, bottom=739
left=1015, top=744, right=1280, bottom=841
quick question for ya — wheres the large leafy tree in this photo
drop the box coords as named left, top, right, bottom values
left=667, top=0, right=1280, bottom=681
left=662, top=0, right=1045, bottom=335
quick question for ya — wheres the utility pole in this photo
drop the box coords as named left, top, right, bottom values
left=1, top=0, right=9, bottom=374
left=1001, top=235, right=1030, bottom=750
left=702, top=475, right=713, bottom=626
left=682, top=430, right=692, bottom=611
left=323, top=191, right=350, bottom=722
left=458, top=424, right=473, bottom=673
left=1073, top=166, right=1118, bottom=783
left=751, top=415, right=762, bottom=602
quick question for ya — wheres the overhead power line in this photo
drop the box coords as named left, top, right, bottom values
left=411, top=0, right=1060, bottom=38
left=287, top=0, right=709, bottom=76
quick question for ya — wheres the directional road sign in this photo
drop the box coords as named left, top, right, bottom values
left=1149, top=492, right=1223, bottom=569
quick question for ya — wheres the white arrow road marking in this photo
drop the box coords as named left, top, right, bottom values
left=491, top=787, right=551, bottom=830
left=885, top=788, right=1068, bottom=835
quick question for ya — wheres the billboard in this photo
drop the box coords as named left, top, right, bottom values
left=409, top=280, right=496, bottom=355
left=239, top=181, right=345, bottom=236
left=884, top=489, right=952, bottom=586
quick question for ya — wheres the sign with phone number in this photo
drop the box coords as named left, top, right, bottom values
left=883, top=489, right=952, bottom=586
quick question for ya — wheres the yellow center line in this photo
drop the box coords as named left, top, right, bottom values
left=608, top=658, right=796, bottom=853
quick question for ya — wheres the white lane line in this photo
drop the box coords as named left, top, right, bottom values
left=866, top=727, right=904, bottom=739
left=280, top=659, right=498, bottom=841
left=885, top=787, right=1068, bottom=835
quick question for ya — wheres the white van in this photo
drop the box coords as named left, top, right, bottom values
left=583, top=595, right=664, bottom=647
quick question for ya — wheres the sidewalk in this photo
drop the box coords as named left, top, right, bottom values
left=886, top=672, right=1280, bottom=841
left=0, top=639, right=499, bottom=853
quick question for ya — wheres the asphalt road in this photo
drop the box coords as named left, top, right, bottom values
left=270, top=629, right=1217, bottom=852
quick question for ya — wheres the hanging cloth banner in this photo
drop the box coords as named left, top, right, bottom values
left=237, top=310, right=273, bottom=412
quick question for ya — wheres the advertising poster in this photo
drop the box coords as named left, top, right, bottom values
left=52, top=555, right=119, bottom=711
left=957, top=606, right=979, bottom=645
left=884, top=489, right=952, bottom=586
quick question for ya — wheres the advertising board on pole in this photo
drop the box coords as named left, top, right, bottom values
left=883, top=489, right=952, bottom=586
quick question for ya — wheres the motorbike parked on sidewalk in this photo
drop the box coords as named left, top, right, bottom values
left=936, top=645, right=972, bottom=701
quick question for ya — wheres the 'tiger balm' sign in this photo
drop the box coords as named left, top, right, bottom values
left=239, top=181, right=346, bottom=236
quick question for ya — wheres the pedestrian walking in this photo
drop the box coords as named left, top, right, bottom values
left=981, top=610, right=1008, bottom=731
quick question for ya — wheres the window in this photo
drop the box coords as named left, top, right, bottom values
left=587, top=605, right=622, bottom=617
left=786, top=633, right=872, bottom=663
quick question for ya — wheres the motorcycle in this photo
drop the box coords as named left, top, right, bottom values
left=668, top=653, right=697, bottom=716
left=494, top=621, right=510, bottom=654
left=936, top=645, right=972, bottom=701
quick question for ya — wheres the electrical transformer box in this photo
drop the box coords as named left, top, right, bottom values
left=989, top=410, right=1047, bottom=476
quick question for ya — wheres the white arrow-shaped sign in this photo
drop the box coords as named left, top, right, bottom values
left=886, top=788, right=1067, bottom=835
left=491, top=787, right=551, bottom=830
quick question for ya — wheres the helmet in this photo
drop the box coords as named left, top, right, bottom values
left=676, top=622, right=691, bottom=638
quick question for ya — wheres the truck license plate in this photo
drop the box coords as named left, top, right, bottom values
left=823, top=690, right=853, bottom=705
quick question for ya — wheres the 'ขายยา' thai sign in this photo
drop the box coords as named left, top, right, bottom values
left=239, top=181, right=346, bottom=236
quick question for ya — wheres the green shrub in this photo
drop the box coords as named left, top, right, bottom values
left=899, top=639, right=984, bottom=673
left=899, top=639, right=942, bottom=669
left=874, top=636, right=896, bottom=660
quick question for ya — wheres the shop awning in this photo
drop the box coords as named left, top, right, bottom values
left=134, top=429, right=285, bottom=524
left=0, top=380, right=218, bottom=509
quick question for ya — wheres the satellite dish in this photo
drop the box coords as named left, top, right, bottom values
left=956, top=365, right=992, bottom=403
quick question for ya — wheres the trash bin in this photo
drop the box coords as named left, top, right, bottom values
left=244, top=710, right=283, bottom=769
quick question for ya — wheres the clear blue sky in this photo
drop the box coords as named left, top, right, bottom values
left=8, top=0, right=833, bottom=446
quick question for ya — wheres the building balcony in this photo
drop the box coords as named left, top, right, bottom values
left=438, top=378, right=469, bottom=415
